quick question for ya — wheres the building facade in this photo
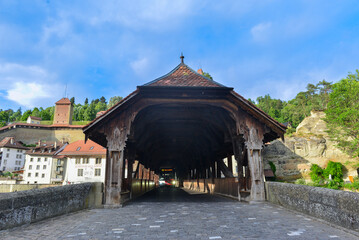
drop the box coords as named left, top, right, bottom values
left=23, top=141, right=67, bottom=184
left=60, top=140, right=106, bottom=184
left=26, top=116, right=42, bottom=124
left=0, top=137, right=28, bottom=172
left=53, top=98, right=73, bottom=125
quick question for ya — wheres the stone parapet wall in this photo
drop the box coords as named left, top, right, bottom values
left=266, top=182, right=359, bottom=232
left=0, top=184, right=58, bottom=193
left=0, top=182, right=103, bottom=230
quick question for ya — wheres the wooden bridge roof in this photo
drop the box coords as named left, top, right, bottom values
left=83, top=59, right=286, bottom=144
left=143, top=62, right=226, bottom=88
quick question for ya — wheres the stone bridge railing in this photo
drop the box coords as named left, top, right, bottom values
left=266, top=182, right=359, bottom=232
left=0, top=182, right=103, bottom=230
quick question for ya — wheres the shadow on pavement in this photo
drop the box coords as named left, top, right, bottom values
left=130, top=186, right=235, bottom=203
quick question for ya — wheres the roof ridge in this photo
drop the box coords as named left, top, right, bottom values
left=142, top=62, right=226, bottom=88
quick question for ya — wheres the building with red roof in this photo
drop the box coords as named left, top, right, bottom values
left=59, top=140, right=106, bottom=184
left=0, top=137, right=28, bottom=172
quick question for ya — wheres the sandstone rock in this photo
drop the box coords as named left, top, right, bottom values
left=263, top=111, right=359, bottom=181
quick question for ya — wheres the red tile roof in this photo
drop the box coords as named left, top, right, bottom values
left=143, top=63, right=226, bottom=88
left=55, top=98, right=71, bottom=105
left=59, top=139, right=106, bottom=156
left=28, top=116, right=42, bottom=121
left=26, top=141, right=66, bottom=156
left=0, top=137, right=29, bottom=150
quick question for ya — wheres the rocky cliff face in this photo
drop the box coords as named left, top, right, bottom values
left=263, top=111, right=359, bottom=181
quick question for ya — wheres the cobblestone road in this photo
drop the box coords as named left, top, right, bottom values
left=1, top=187, right=358, bottom=240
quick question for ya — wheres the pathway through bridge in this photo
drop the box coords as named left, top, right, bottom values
left=1, top=187, right=357, bottom=239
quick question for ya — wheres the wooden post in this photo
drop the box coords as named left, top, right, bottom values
left=246, top=128, right=265, bottom=202
left=227, top=154, right=233, bottom=174
left=216, top=160, right=221, bottom=179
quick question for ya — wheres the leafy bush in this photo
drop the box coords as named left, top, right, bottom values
left=268, top=161, right=277, bottom=180
left=295, top=178, right=306, bottom=185
left=309, top=164, right=324, bottom=184
left=344, top=177, right=359, bottom=191
left=323, top=161, right=344, bottom=188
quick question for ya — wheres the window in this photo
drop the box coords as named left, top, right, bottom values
left=28, top=173, right=31, bottom=177
left=78, top=169, right=83, bottom=177
left=7, top=149, right=9, bottom=152
left=82, top=158, right=89, bottom=164
left=90, top=146, right=94, bottom=150
left=57, top=159, right=61, bottom=165
left=44, top=158, right=47, bottom=162
left=37, top=158, right=41, bottom=162
left=19, top=154, right=22, bottom=159
left=41, top=174, right=45, bottom=178
left=6, top=153, right=9, bottom=158
left=36, top=165, right=40, bottom=170
left=75, top=158, right=80, bottom=164
left=3, top=160, right=7, bottom=165
left=43, top=165, right=46, bottom=170
left=94, top=168, right=101, bottom=176
left=95, top=158, right=101, bottom=164
left=30, top=158, right=33, bottom=162
left=35, top=172, right=39, bottom=177
left=76, top=147, right=81, bottom=151
left=29, top=165, right=32, bottom=170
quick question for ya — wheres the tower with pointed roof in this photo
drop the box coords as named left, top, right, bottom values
left=53, top=98, right=73, bottom=125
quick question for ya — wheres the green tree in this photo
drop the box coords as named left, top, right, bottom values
left=100, top=96, right=106, bottom=104
left=70, top=97, right=75, bottom=106
left=21, top=110, right=32, bottom=121
left=202, top=72, right=213, bottom=80
left=107, top=96, right=123, bottom=109
left=325, top=70, right=359, bottom=157
left=84, top=98, right=88, bottom=105
left=32, top=107, right=40, bottom=117
left=84, top=103, right=96, bottom=121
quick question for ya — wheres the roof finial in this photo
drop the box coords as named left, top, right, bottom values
left=180, top=52, right=184, bottom=63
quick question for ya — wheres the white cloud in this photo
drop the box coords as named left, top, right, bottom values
left=0, top=63, right=62, bottom=108
left=7, top=82, right=51, bottom=108
left=81, top=0, right=194, bottom=30
left=251, top=22, right=272, bottom=43
left=130, top=57, right=149, bottom=75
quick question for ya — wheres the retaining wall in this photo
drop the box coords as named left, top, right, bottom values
left=0, top=182, right=103, bottom=230
left=266, top=182, right=359, bottom=232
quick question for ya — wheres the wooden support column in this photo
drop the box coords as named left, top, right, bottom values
left=127, top=144, right=135, bottom=198
left=245, top=128, right=265, bottom=202
left=105, top=126, right=127, bottom=207
left=227, top=154, right=233, bottom=174
left=233, top=136, right=245, bottom=201
left=217, top=159, right=234, bottom=178
left=216, top=160, right=221, bottom=179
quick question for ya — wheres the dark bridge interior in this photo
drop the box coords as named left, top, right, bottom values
left=131, top=104, right=237, bottom=177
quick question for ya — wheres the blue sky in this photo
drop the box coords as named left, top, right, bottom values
left=1, top=0, right=359, bottom=110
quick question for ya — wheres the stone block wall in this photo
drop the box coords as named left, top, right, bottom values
left=266, top=182, right=359, bottom=232
left=0, top=182, right=103, bottom=230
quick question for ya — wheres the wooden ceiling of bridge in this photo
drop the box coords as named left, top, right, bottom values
left=131, top=105, right=235, bottom=173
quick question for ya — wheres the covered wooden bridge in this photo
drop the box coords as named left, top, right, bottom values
left=83, top=56, right=286, bottom=206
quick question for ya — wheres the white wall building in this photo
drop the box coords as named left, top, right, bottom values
left=23, top=142, right=66, bottom=184
left=60, top=140, right=106, bottom=184
left=26, top=116, right=42, bottom=124
left=0, top=137, right=28, bottom=172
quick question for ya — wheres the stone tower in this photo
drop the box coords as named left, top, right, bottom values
left=53, top=98, right=73, bottom=125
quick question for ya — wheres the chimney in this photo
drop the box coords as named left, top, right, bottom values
left=197, top=68, right=203, bottom=75
left=54, top=142, right=57, bottom=149
left=10, top=137, right=14, bottom=144
left=38, top=140, right=41, bottom=147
